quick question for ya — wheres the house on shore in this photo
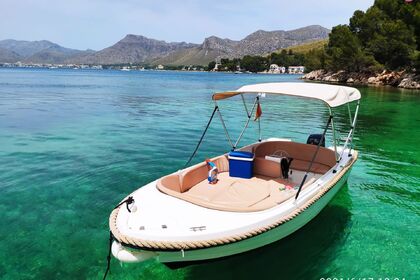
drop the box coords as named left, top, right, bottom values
left=268, top=64, right=286, bottom=74
left=288, top=66, right=305, bottom=74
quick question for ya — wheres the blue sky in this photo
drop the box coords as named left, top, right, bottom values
left=0, top=0, right=374, bottom=50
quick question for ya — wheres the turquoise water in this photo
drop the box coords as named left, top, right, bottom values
left=0, top=68, right=418, bottom=279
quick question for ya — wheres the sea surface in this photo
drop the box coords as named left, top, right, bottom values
left=0, top=68, right=418, bottom=280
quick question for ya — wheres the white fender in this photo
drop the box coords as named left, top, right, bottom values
left=111, top=241, right=157, bottom=263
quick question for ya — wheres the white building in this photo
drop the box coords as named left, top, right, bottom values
left=268, top=64, right=286, bottom=74
left=288, top=66, right=305, bottom=74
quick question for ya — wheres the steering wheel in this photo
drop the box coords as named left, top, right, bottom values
left=271, top=150, right=293, bottom=179
left=271, top=150, right=291, bottom=159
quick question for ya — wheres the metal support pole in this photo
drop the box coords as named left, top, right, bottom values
left=295, top=115, right=332, bottom=200
left=347, top=103, right=353, bottom=126
left=216, top=108, right=234, bottom=149
left=339, top=100, right=360, bottom=160
left=233, top=97, right=258, bottom=149
left=241, top=94, right=250, bottom=118
left=329, top=107, right=338, bottom=162
left=347, top=100, right=359, bottom=157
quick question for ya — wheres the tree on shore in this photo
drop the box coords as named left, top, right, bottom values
left=304, top=0, right=419, bottom=73
left=325, top=25, right=379, bottom=72
left=207, top=61, right=216, bottom=71
left=349, top=2, right=417, bottom=70
left=240, top=56, right=268, bottom=73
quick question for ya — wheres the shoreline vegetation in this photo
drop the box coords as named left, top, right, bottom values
left=302, top=0, right=420, bottom=90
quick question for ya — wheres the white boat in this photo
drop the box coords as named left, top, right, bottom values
left=106, top=82, right=361, bottom=265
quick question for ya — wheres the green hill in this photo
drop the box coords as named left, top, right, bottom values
left=273, top=39, right=327, bottom=54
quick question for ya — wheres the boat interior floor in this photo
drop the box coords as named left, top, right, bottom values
left=158, top=171, right=317, bottom=212
left=157, top=141, right=336, bottom=212
left=186, top=172, right=313, bottom=211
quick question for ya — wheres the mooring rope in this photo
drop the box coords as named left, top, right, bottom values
left=114, top=196, right=134, bottom=213
left=102, top=231, right=114, bottom=280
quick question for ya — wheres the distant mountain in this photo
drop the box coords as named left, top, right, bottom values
left=0, top=47, right=22, bottom=63
left=0, top=25, right=329, bottom=65
left=71, top=35, right=199, bottom=64
left=236, top=25, right=330, bottom=56
left=24, top=45, right=95, bottom=64
left=0, top=39, right=58, bottom=57
left=152, top=39, right=230, bottom=66
left=154, top=25, right=330, bottom=65
left=0, top=39, right=94, bottom=64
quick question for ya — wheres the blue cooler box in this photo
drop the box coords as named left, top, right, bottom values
left=228, top=151, right=255, bottom=178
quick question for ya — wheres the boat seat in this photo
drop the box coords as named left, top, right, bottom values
left=253, top=141, right=336, bottom=175
left=160, top=155, right=229, bottom=193
left=253, top=157, right=331, bottom=177
left=155, top=142, right=326, bottom=212
left=156, top=172, right=316, bottom=212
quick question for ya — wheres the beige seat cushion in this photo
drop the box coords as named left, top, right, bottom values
left=157, top=172, right=318, bottom=212
left=255, top=141, right=336, bottom=167
left=174, top=172, right=298, bottom=212
left=204, top=180, right=269, bottom=208
left=254, top=141, right=336, bottom=174
left=179, top=155, right=229, bottom=193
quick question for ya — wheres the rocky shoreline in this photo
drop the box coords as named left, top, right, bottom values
left=302, top=69, right=420, bottom=90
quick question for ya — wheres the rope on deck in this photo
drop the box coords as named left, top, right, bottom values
left=109, top=152, right=358, bottom=251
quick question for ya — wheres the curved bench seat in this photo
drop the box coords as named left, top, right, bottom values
left=156, top=141, right=332, bottom=212
left=157, top=172, right=306, bottom=212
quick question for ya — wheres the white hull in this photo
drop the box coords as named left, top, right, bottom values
left=111, top=156, right=354, bottom=263
left=158, top=168, right=350, bottom=262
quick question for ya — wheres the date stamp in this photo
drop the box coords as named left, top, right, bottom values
left=320, top=278, right=406, bottom=280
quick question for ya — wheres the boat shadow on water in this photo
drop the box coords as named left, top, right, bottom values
left=167, top=184, right=352, bottom=280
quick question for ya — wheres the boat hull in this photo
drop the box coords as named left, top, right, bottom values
left=113, top=165, right=352, bottom=263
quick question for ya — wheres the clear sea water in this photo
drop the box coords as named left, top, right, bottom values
left=0, top=68, right=418, bottom=280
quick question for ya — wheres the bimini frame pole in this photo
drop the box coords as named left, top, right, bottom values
left=258, top=111, right=262, bottom=142
left=329, top=107, right=339, bottom=162
left=339, top=100, right=360, bottom=160
left=241, top=94, right=250, bottom=118
left=348, top=100, right=359, bottom=156
left=295, top=114, right=332, bottom=200
left=242, top=94, right=262, bottom=142
left=214, top=100, right=234, bottom=149
left=233, top=96, right=258, bottom=149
